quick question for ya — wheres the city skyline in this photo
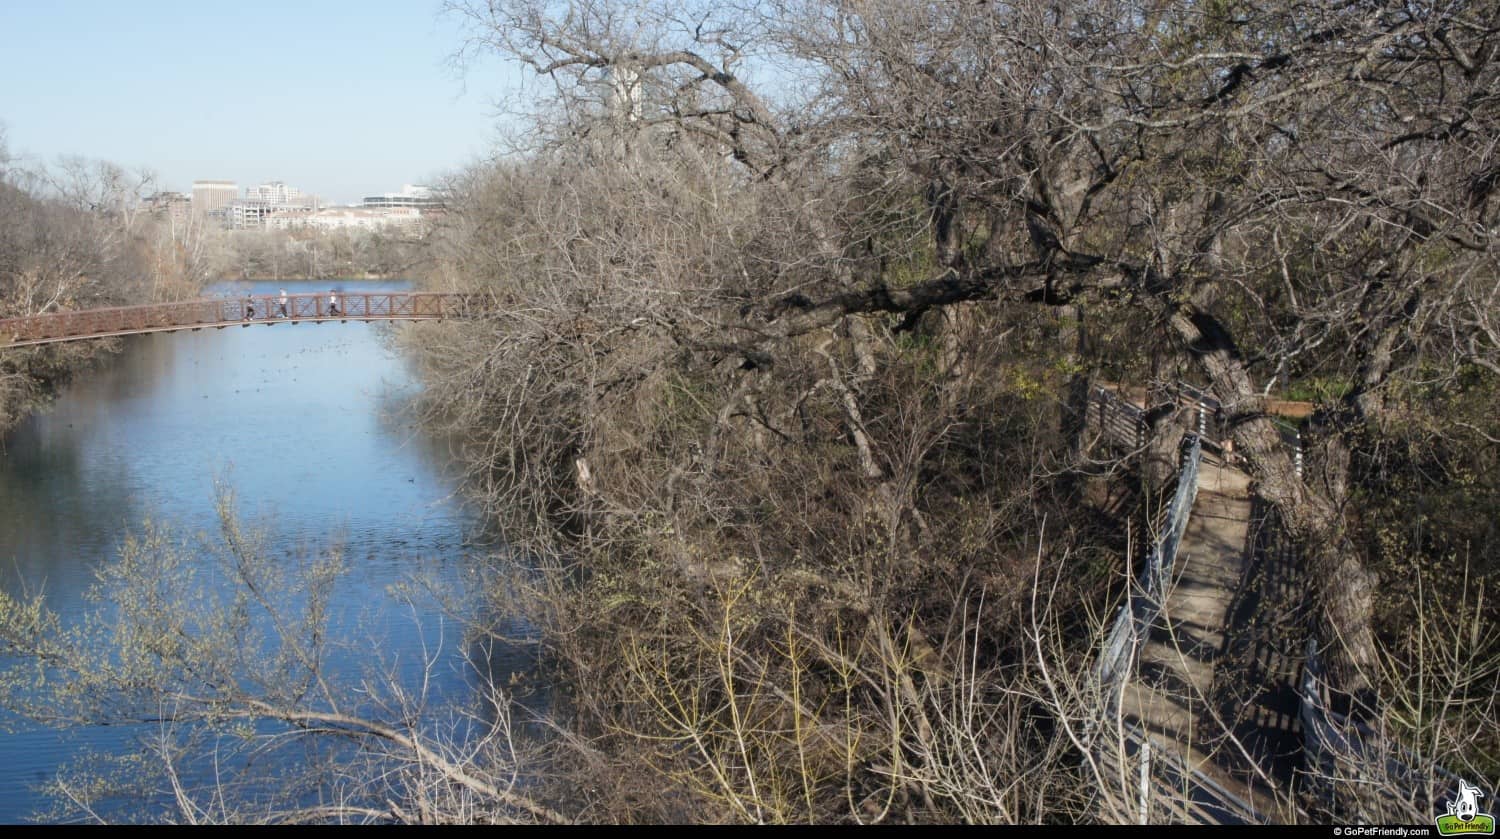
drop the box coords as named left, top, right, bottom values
left=165, top=179, right=441, bottom=231
left=0, top=1, right=521, bottom=205
left=176, top=178, right=436, bottom=205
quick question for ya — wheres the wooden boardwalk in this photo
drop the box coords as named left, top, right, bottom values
left=1085, top=385, right=1311, bottom=823
left=1107, top=452, right=1302, bottom=822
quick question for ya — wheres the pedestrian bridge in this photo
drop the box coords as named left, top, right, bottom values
left=0, top=292, right=480, bottom=349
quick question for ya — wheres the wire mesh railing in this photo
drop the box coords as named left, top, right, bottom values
left=1090, top=384, right=1148, bottom=452
left=1299, top=617, right=1481, bottom=819
left=1097, top=434, right=1202, bottom=689
left=1088, top=379, right=1476, bottom=823
left=1091, top=433, right=1271, bottom=822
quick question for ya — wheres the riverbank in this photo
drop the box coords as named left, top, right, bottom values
left=224, top=270, right=403, bottom=283
left=1, top=168, right=211, bottom=440
left=0, top=339, right=121, bottom=439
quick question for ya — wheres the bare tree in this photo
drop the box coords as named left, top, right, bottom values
left=443, top=0, right=1500, bottom=708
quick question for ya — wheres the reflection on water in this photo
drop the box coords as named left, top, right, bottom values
left=0, top=280, right=517, bottom=823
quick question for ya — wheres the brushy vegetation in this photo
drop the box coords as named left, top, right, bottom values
left=405, top=0, right=1500, bottom=821
left=0, top=131, right=209, bottom=432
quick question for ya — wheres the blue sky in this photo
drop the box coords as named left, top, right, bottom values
left=0, top=1, right=519, bottom=204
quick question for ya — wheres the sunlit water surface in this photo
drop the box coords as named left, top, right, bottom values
left=0, top=281, right=533, bottom=823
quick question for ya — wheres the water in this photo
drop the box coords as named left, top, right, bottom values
left=0, top=280, right=524, bottom=823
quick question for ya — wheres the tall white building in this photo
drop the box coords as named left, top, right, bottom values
left=191, top=180, right=238, bottom=219
left=225, top=181, right=319, bottom=229
left=228, top=200, right=276, bottom=230
left=607, top=65, right=643, bottom=122
left=246, top=181, right=305, bottom=205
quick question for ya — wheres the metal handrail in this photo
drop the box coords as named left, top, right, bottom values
left=1090, top=385, right=1147, bottom=451
left=1097, top=435, right=1202, bottom=687
left=1092, top=434, right=1271, bottom=823
left=1089, top=380, right=1477, bottom=822
left=1299, top=637, right=1476, bottom=811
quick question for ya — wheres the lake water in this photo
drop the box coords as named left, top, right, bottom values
left=0, top=280, right=528, bottom=823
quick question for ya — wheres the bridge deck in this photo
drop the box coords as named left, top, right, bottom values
left=1087, top=384, right=1309, bottom=822
left=1116, top=453, right=1302, bottom=822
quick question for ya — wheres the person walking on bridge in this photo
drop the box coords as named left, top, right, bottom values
left=328, top=289, right=341, bottom=317
left=278, top=288, right=289, bottom=318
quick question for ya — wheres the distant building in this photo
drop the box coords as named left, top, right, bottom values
left=262, top=205, right=318, bottom=230
left=246, top=180, right=319, bottom=209
left=269, top=205, right=423, bottom=232
left=223, top=181, right=319, bottom=230
left=191, top=180, right=238, bottom=219
left=227, top=199, right=276, bottom=230
left=361, top=184, right=443, bottom=211
left=246, top=181, right=302, bottom=205
left=607, top=65, right=643, bottom=123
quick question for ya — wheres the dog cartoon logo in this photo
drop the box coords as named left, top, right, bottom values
left=1437, top=779, right=1495, bottom=836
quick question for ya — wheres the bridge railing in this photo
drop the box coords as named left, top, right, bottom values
left=1299, top=634, right=1481, bottom=818
left=0, top=292, right=480, bottom=348
left=1172, top=381, right=1306, bottom=468
left=1091, top=433, right=1271, bottom=823
left=1114, top=718, right=1266, bottom=824
left=1090, top=379, right=1476, bottom=822
left=1093, top=378, right=1306, bottom=472
left=1165, top=386, right=1473, bottom=818
left=1174, top=381, right=1224, bottom=442
left=1090, top=385, right=1147, bottom=452
left=1097, top=433, right=1202, bottom=689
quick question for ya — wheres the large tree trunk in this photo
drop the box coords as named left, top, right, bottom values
left=1169, top=305, right=1379, bottom=705
left=1057, top=303, right=1091, bottom=489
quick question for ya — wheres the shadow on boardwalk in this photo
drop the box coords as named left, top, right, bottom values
left=1116, top=455, right=1308, bottom=822
left=1210, top=497, right=1309, bottom=789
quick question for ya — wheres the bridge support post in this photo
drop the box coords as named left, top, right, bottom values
left=1139, top=739, right=1151, bottom=824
